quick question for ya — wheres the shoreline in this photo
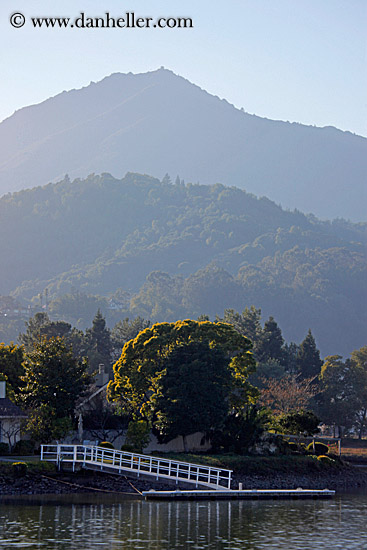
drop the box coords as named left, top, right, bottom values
left=1, top=464, right=367, bottom=497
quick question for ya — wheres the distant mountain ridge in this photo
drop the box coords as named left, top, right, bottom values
left=0, top=68, right=365, bottom=220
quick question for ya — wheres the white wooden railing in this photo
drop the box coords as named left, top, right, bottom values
left=40, top=444, right=232, bottom=489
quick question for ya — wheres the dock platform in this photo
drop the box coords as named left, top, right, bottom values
left=143, top=488, right=335, bottom=501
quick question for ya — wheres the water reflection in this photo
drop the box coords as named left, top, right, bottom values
left=1, top=494, right=367, bottom=549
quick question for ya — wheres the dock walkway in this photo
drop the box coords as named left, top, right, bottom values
left=40, top=444, right=232, bottom=490
left=143, top=488, right=335, bottom=500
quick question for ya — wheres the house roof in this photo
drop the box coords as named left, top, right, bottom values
left=0, top=398, right=27, bottom=419
left=76, top=383, right=108, bottom=411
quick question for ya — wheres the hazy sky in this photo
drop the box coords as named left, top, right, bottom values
left=1, top=0, right=366, bottom=136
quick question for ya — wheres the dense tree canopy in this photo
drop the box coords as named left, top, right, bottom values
left=154, top=341, right=231, bottom=446
left=21, top=337, right=90, bottom=419
left=317, top=349, right=367, bottom=437
left=107, top=319, right=257, bottom=440
left=0, top=342, right=24, bottom=396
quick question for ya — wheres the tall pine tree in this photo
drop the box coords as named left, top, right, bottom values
left=85, top=310, right=112, bottom=373
left=256, top=316, right=285, bottom=365
left=296, top=329, right=323, bottom=379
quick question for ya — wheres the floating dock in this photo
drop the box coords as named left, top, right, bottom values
left=143, top=488, right=335, bottom=501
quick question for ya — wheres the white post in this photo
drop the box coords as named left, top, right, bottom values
left=216, top=470, right=220, bottom=487
left=137, top=456, right=141, bottom=478
left=119, top=452, right=122, bottom=473
left=57, top=445, right=61, bottom=471
left=156, top=460, right=160, bottom=480
left=40, top=445, right=44, bottom=461
left=73, top=445, right=77, bottom=472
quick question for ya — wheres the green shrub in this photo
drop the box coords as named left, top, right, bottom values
left=120, top=444, right=135, bottom=453
left=13, top=440, right=35, bottom=455
left=124, top=420, right=150, bottom=453
left=317, top=455, right=335, bottom=466
left=278, top=410, right=320, bottom=436
left=306, top=441, right=329, bottom=456
left=0, top=442, right=9, bottom=456
left=286, top=441, right=299, bottom=454
left=284, top=441, right=307, bottom=455
left=99, top=441, right=114, bottom=450
left=11, top=462, right=28, bottom=476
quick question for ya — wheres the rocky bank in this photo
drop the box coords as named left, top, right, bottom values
left=1, top=465, right=367, bottom=496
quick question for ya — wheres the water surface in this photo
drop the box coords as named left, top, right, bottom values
left=1, top=492, right=367, bottom=549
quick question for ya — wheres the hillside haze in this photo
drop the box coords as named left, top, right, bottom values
left=0, top=69, right=365, bottom=220
left=0, top=172, right=366, bottom=357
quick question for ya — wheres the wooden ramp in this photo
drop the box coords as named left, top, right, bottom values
left=40, top=444, right=232, bottom=490
left=143, top=488, right=335, bottom=501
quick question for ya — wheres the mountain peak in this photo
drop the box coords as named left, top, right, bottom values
left=0, top=70, right=365, bottom=220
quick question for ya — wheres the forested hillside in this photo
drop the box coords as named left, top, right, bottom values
left=0, top=172, right=366, bottom=356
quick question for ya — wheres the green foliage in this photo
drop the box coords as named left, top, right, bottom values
left=124, top=421, right=151, bottom=453
left=12, top=439, right=35, bottom=455
left=120, top=443, right=135, bottom=452
left=25, top=404, right=73, bottom=443
left=111, top=317, right=150, bottom=353
left=20, top=337, right=90, bottom=442
left=0, top=442, right=9, bottom=455
left=0, top=342, right=25, bottom=397
left=21, top=337, right=91, bottom=419
left=284, top=441, right=302, bottom=454
left=220, top=306, right=262, bottom=345
left=85, top=310, right=113, bottom=372
left=256, top=316, right=286, bottom=365
left=306, top=441, right=329, bottom=456
left=210, top=407, right=270, bottom=455
left=11, top=462, right=28, bottom=476
left=19, top=312, right=51, bottom=351
left=154, top=341, right=231, bottom=445
left=296, top=329, right=323, bottom=379
left=99, top=441, right=114, bottom=450
left=317, top=455, right=335, bottom=466
left=249, top=359, right=286, bottom=388
left=19, top=312, right=85, bottom=360
left=316, top=353, right=367, bottom=436
left=277, top=410, right=320, bottom=436
left=108, top=319, right=257, bottom=423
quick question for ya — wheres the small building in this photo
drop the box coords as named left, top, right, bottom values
left=0, top=381, right=27, bottom=449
